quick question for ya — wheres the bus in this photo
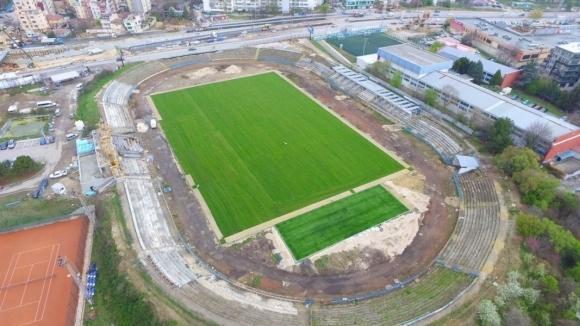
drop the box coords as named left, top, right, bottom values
left=36, top=101, right=57, bottom=109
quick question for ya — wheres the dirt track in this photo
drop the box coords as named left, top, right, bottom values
left=133, top=62, right=457, bottom=299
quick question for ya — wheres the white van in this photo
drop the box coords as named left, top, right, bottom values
left=36, top=100, right=57, bottom=109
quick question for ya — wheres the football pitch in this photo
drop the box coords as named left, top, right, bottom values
left=276, top=186, right=408, bottom=260
left=326, top=32, right=401, bottom=57
left=152, top=72, right=404, bottom=237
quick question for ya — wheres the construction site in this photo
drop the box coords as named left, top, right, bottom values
left=41, top=38, right=504, bottom=325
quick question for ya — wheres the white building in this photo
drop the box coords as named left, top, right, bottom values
left=128, top=0, right=150, bottom=14
left=202, top=0, right=322, bottom=14
left=13, top=0, right=55, bottom=32
left=123, top=14, right=147, bottom=33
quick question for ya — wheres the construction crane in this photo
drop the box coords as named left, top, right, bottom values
left=57, top=256, right=81, bottom=288
left=0, top=26, right=34, bottom=68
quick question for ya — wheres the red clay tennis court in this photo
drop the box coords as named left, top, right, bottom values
left=0, top=217, right=88, bottom=326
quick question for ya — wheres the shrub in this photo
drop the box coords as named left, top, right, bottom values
left=478, top=299, right=501, bottom=326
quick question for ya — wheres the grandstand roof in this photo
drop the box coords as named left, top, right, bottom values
left=438, top=46, right=519, bottom=76
left=49, top=70, right=80, bottom=83
left=332, top=65, right=421, bottom=115
left=378, top=44, right=453, bottom=77
left=453, top=155, right=479, bottom=175
left=420, top=71, right=579, bottom=139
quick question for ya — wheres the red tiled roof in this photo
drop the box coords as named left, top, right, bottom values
left=543, top=130, right=580, bottom=162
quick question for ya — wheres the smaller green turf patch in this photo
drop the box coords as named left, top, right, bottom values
left=326, top=32, right=401, bottom=57
left=277, top=186, right=408, bottom=260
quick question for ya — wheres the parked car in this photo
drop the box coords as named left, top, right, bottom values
left=49, top=169, right=68, bottom=179
left=7, top=139, right=15, bottom=149
left=0, top=142, right=8, bottom=150
left=66, top=133, right=78, bottom=141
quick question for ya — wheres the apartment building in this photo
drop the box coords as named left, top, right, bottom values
left=543, top=42, right=580, bottom=89
left=128, top=0, right=150, bottom=14
left=13, top=0, right=55, bottom=32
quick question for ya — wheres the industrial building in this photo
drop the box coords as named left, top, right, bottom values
left=438, top=46, right=521, bottom=88
left=449, top=18, right=579, bottom=67
left=543, top=42, right=580, bottom=90
left=376, top=44, right=579, bottom=152
left=377, top=44, right=453, bottom=77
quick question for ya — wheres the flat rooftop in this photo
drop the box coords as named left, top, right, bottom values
left=459, top=18, right=580, bottom=50
left=558, top=42, right=580, bottom=54
left=420, top=71, right=579, bottom=139
left=381, top=44, right=450, bottom=66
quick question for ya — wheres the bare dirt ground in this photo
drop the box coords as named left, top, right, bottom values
left=132, top=62, right=457, bottom=299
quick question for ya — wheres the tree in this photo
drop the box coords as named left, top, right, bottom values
left=373, top=0, right=384, bottom=11
left=12, top=156, right=35, bottom=173
left=424, top=89, right=438, bottom=107
left=452, top=57, right=470, bottom=74
left=505, top=306, right=532, bottom=326
left=495, top=146, right=540, bottom=176
left=367, top=61, right=391, bottom=79
left=517, top=62, right=539, bottom=88
left=478, top=299, right=501, bottom=326
left=489, top=70, right=503, bottom=86
left=461, top=33, right=474, bottom=46
left=441, top=84, right=458, bottom=107
left=557, top=86, right=580, bottom=113
left=429, top=41, right=444, bottom=53
left=488, top=118, right=513, bottom=153
left=316, top=1, right=331, bottom=13
left=529, top=9, right=543, bottom=19
left=513, top=169, right=560, bottom=209
left=523, top=121, right=552, bottom=149
left=468, top=60, right=484, bottom=84
left=390, top=71, right=402, bottom=88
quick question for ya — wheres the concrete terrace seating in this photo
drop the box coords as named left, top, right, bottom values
left=324, top=65, right=462, bottom=162
left=186, top=282, right=305, bottom=326
left=256, top=48, right=303, bottom=65
left=102, top=80, right=134, bottom=132
left=438, top=173, right=500, bottom=273
left=406, top=117, right=463, bottom=161
left=112, top=135, right=144, bottom=157
left=149, top=250, right=196, bottom=288
left=117, top=61, right=167, bottom=85
left=124, top=178, right=176, bottom=250
left=120, top=158, right=149, bottom=176
left=166, top=54, right=212, bottom=70
left=210, top=48, right=258, bottom=61
left=311, top=266, right=473, bottom=326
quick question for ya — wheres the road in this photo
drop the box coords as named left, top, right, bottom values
left=12, top=9, right=577, bottom=78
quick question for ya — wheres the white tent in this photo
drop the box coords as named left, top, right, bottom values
left=51, top=183, right=66, bottom=195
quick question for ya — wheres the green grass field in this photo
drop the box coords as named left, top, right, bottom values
left=276, top=186, right=408, bottom=260
left=326, top=32, right=401, bottom=57
left=152, top=72, right=403, bottom=237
